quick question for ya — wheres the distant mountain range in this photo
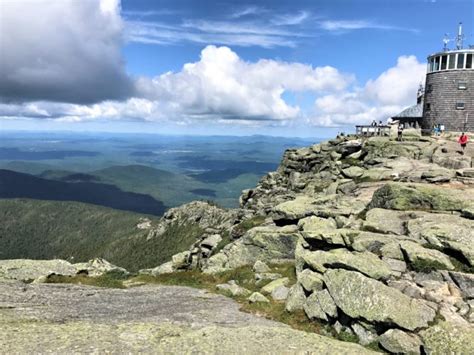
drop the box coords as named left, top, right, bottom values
left=0, top=169, right=166, bottom=216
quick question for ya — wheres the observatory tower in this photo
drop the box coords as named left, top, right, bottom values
left=422, top=23, right=474, bottom=132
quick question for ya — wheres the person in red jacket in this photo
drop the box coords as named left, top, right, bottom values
left=458, top=132, right=469, bottom=155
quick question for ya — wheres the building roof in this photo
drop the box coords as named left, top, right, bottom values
left=392, top=103, right=423, bottom=118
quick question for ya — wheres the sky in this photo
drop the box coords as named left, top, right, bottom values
left=0, top=0, right=473, bottom=137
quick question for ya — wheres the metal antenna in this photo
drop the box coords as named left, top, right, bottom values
left=456, top=22, right=464, bottom=49
left=443, top=34, right=450, bottom=51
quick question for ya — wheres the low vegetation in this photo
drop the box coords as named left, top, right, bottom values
left=0, top=198, right=202, bottom=271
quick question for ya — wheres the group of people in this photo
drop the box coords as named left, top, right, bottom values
left=370, top=120, right=384, bottom=127
left=433, top=124, right=445, bottom=136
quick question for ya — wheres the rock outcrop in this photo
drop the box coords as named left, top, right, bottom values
left=196, top=134, right=473, bottom=353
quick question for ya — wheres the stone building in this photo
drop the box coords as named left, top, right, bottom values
left=421, top=24, right=474, bottom=133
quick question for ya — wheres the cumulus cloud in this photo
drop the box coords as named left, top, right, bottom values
left=313, top=55, right=426, bottom=126
left=0, top=45, right=352, bottom=123
left=0, top=0, right=133, bottom=104
left=135, top=45, right=353, bottom=120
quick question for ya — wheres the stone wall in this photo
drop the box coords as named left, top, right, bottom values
left=422, top=69, right=474, bottom=132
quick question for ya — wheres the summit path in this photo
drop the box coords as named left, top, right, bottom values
left=0, top=282, right=373, bottom=354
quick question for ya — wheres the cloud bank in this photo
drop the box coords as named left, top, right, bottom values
left=0, top=0, right=133, bottom=104
left=0, top=1, right=426, bottom=129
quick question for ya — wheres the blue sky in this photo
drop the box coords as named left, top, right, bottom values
left=0, top=0, right=473, bottom=137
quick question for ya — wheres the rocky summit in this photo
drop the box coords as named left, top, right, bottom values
left=1, top=133, right=474, bottom=354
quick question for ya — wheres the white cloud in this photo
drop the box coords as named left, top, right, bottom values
left=135, top=45, right=353, bottom=120
left=318, top=20, right=418, bottom=33
left=312, top=55, right=426, bottom=126
left=1, top=45, right=353, bottom=123
left=0, top=0, right=133, bottom=104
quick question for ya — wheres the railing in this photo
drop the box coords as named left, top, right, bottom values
left=355, top=125, right=391, bottom=136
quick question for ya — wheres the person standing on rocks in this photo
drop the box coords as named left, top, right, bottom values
left=397, top=123, right=404, bottom=141
left=458, top=132, right=469, bottom=155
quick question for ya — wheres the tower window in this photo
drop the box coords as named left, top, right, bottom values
left=448, top=54, right=456, bottom=69
left=441, top=55, right=448, bottom=70
left=458, top=82, right=467, bottom=90
left=467, top=54, right=473, bottom=69
left=457, top=54, right=465, bottom=69
left=427, top=84, right=433, bottom=93
left=425, top=103, right=431, bottom=111
left=456, top=102, right=465, bottom=110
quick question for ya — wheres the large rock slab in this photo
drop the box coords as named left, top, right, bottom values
left=407, top=213, right=474, bottom=266
left=324, top=269, right=436, bottom=331
left=399, top=241, right=454, bottom=271
left=273, top=194, right=367, bottom=222
left=369, top=183, right=474, bottom=212
left=362, top=208, right=407, bottom=235
left=302, top=249, right=392, bottom=280
left=379, top=329, right=422, bottom=354
left=419, top=321, right=474, bottom=355
left=0, top=259, right=76, bottom=282
left=203, top=225, right=299, bottom=274
left=0, top=283, right=376, bottom=354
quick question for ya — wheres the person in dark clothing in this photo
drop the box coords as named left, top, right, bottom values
left=397, top=124, right=404, bottom=141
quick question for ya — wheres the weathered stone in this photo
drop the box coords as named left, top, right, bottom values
left=203, top=225, right=299, bottom=274
left=379, top=329, right=422, bottom=355
left=449, top=271, right=474, bottom=298
left=298, top=216, right=337, bottom=232
left=399, top=241, right=455, bottom=271
left=0, top=259, right=76, bottom=282
left=304, top=292, right=328, bottom=321
left=285, top=284, right=306, bottom=312
left=248, top=292, right=270, bottom=303
left=382, top=257, right=407, bottom=273
left=313, top=289, right=338, bottom=318
left=369, top=183, right=474, bottom=212
left=302, top=249, right=392, bottom=280
left=298, top=269, right=324, bottom=292
left=144, top=261, right=174, bottom=276
left=253, top=260, right=270, bottom=273
left=0, top=282, right=377, bottom=354
left=421, top=167, right=454, bottom=183
left=271, top=285, right=290, bottom=301
left=74, top=258, right=129, bottom=277
left=261, top=277, right=290, bottom=295
left=324, top=269, right=436, bottom=330
left=216, top=282, right=251, bottom=297
left=363, top=208, right=407, bottom=235
left=352, top=322, right=378, bottom=346
left=342, top=166, right=365, bottom=179
left=200, top=234, right=222, bottom=249
left=420, top=321, right=474, bottom=355
left=301, top=228, right=355, bottom=247
left=171, top=251, right=190, bottom=269
left=406, top=213, right=474, bottom=266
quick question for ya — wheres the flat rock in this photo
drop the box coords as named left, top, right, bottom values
left=203, top=225, right=299, bottom=274
left=420, top=321, right=474, bottom=355
left=248, top=292, right=270, bottom=303
left=406, top=213, right=474, bottom=266
left=271, top=285, right=289, bottom=301
left=399, top=241, right=455, bottom=271
left=302, top=249, right=392, bottom=280
left=0, top=259, right=76, bottom=282
left=369, top=183, right=474, bottom=212
left=324, top=269, right=436, bottom=331
left=0, top=283, right=375, bottom=354
left=362, top=208, right=407, bottom=235
left=261, top=277, right=290, bottom=295
left=379, top=329, right=422, bottom=354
